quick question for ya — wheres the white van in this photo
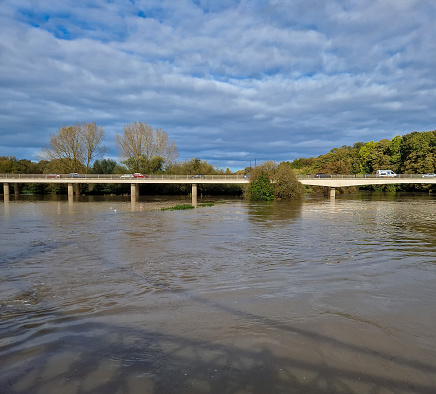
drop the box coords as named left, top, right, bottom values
left=376, top=170, right=397, bottom=178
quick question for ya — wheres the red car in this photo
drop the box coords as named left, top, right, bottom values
left=46, top=173, right=60, bottom=178
left=133, top=173, right=147, bottom=178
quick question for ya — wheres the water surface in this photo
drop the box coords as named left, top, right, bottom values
left=1, top=193, right=436, bottom=393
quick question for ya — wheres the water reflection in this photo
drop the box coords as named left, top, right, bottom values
left=247, top=199, right=303, bottom=223
left=1, top=193, right=436, bottom=393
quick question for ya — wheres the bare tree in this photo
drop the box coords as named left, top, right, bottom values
left=81, top=122, right=106, bottom=171
left=115, top=122, right=178, bottom=170
left=40, top=122, right=106, bottom=173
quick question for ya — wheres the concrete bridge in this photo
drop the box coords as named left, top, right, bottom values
left=298, top=174, right=436, bottom=198
left=0, top=174, right=249, bottom=206
left=1, top=173, right=435, bottom=203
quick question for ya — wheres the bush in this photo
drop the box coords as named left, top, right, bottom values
left=248, top=174, right=275, bottom=201
left=272, top=162, right=305, bottom=199
left=246, top=161, right=304, bottom=201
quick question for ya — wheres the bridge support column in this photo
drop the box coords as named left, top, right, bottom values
left=68, top=183, right=74, bottom=200
left=330, top=187, right=336, bottom=199
left=3, top=182, right=10, bottom=196
left=192, top=183, right=197, bottom=207
left=131, top=183, right=139, bottom=202
left=75, top=184, right=80, bottom=195
left=14, top=183, right=19, bottom=197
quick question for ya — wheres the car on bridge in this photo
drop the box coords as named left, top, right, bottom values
left=46, top=173, right=60, bottom=178
left=133, top=173, right=147, bottom=178
left=68, top=173, right=85, bottom=178
left=191, top=174, right=205, bottom=179
left=119, top=174, right=134, bottom=179
left=376, top=170, right=397, bottom=177
left=314, top=173, right=332, bottom=178
left=422, top=173, right=436, bottom=178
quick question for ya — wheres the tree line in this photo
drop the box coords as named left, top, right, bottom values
left=1, top=123, right=435, bottom=196
left=288, top=130, right=436, bottom=192
left=0, top=121, right=241, bottom=196
left=289, top=130, right=436, bottom=175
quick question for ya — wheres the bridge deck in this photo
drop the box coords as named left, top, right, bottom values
left=1, top=174, right=436, bottom=187
left=0, top=174, right=249, bottom=184
left=298, top=174, right=436, bottom=187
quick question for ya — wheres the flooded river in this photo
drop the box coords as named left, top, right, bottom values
left=1, top=193, right=436, bottom=393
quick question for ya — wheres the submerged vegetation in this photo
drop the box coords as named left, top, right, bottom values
left=245, top=161, right=305, bottom=201
left=161, top=201, right=227, bottom=210
left=161, top=204, right=195, bottom=211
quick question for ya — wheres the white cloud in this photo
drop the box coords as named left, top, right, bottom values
left=1, top=0, right=436, bottom=170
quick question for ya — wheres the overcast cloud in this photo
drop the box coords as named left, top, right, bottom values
left=1, top=0, right=435, bottom=170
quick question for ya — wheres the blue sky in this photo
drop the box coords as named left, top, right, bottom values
left=1, top=0, right=436, bottom=171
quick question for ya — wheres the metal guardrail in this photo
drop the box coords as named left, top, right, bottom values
left=0, top=174, right=248, bottom=180
left=297, top=173, right=435, bottom=179
left=1, top=173, right=435, bottom=180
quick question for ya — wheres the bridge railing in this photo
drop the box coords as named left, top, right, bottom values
left=0, top=173, right=248, bottom=180
left=297, top=173, right=433, bottom=179
left=2, top=173, right=434, bottom=181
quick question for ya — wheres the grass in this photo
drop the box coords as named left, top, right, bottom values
left=161, top=204, right=195, bottom=211
left=161, top=200, right=227, bottom=211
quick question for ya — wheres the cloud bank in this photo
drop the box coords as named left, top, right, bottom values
left=1, top=0, right=435, bottom=170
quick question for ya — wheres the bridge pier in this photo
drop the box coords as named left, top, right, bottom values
left=14, top=183, right=19, bottom=197
left=192, top=183, right=197, bottom=207
left=131, top=183, right=139, bottom=202
left=324, top=186, right=336, bottom=199
left=3, top=182, right=10, bottom=196
left=330, top=187, right=336, bottom=199
left=68, top=183, right=74, bottom=200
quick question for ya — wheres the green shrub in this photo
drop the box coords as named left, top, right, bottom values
left=248, top=174, right=275, bottom=201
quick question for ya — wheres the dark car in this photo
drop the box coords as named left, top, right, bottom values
left=191, top=175, right=205, bottom=179
left=314, top=173, right=332, bottom=178
left=68, top=173, right=85, bottom=178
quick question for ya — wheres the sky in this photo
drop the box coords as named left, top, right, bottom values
left=1, top=0, right=436, bottom=171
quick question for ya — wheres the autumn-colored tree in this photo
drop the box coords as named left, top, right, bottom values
left=166, top=158, right=222, bottom=175
left=115, top=122, right=178, bottom=171
left=246, top=161, right=303, bottom=200
left=400, top=131, right=436, bottom=174
left=272, top=162, right=305, bottom=199
left=40, top=122, right=105, bottom=173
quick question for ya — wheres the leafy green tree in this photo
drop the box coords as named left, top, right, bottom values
left=167, top=158, right=222, bottom=175
left=0, top=156, right=14, bottom=172
left=318, top=147, right=357, bottom=174
left=401, top=131, right=436, bottom=173
left=248, top=174, right=275, bottom=201
left=358, top=141, right=377, bottom=173
left=246, top=161, right=303, bottom=201
left=91, top=159, right=117, bottom=174
left=122, top=155, right=165, bottom=174
left=365, top=139, right=392, bottom=172
left=272, top=162, right=305, bottom=199
left=388, top=135, right=402, bottom=172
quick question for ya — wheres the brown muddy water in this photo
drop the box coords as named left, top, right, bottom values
left=1, top=193, right=436, bottom=393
